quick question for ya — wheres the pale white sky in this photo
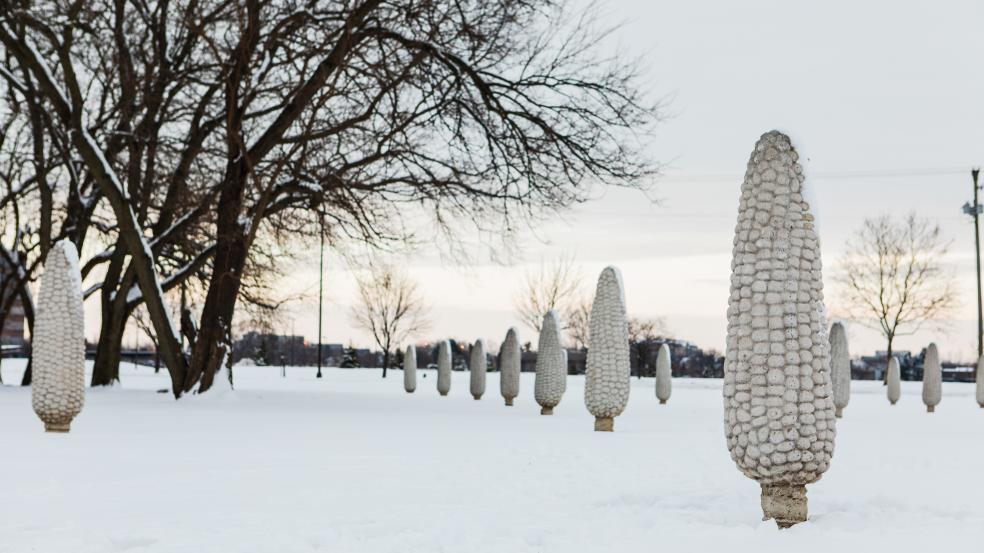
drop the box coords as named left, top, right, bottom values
left=118, top=0, right=984, bottom=362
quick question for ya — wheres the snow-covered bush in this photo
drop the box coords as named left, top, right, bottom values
left=500, top=328, right=521, bottom=406
left=655, top=343, right=672, bottom=404
left=404, top=345, right=417, bottom=393
left=470, top=339, right=487, bottom=400
left=922, top=343, right=942, bottom=413
left=437, top=340, right=451, bottom=396
left=887, top=356, right=901, bottom=405
left=32, top=240, right=85, bottom=433
left=584, top=267, right=630, bottom=431
left=723, top=131, right=836, bottom=528
left=977, top=355, right=984, bottom=408
left=829, top=322, right=850, bottom=418
left=534, top=310, right=566, bottom=415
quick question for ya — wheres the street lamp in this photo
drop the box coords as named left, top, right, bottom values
left=316, top=210, right=325, bottom=379
left=963, top=168, right=982, bottom=357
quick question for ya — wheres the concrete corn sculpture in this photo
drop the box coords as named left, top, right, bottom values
left=500, top=328, right=521, bottom=406
left=922, top=343, right=942, bottom=413
left=470, top=339, right=487, bottom=400
left=534, top=310, right=566, bottom=415
left=829, top=322, right=850, bottom=418
left=724, top=131, right=836, bottom=528
left=584, top=266, right=631, bottom=431
left=656, top=343, right=672, bottom=405
left=404, top=345, right=417, bottom=393
left=32, top=240, right=85, bottom=433
left=976, top=355, right=984, bottom=408
left=437, top=340, right=451, bottom=396
left=887, top=356, right=901, bottom=405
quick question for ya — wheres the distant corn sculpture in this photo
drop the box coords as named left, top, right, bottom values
left=724, top=131, right=836, bottom=528
left=922, top=343, right=941, bottom=413
left=584, top=267, right=630, bottom=431
left=887, top=356, right=901, bottom=405
left=437, top=340, right=452, bottom=396
left=500, top=328, right=521, bottom=406
left=976, top=355, right=984, bottom=408
left=470, top=339, right=487, bottom=400
left=404, top=345, right=417, bottom=393
left=534, top=310, right=566, bottom=415
left=32, top=240, right=85, bottom=433
left=656, top=343, right=672, bottom=405
left=829, top=322, right=850, bottom=418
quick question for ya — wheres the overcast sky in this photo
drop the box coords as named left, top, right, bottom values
left=114, top=0, right=984, bottom=361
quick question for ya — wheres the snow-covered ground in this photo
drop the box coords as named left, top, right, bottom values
left=1, top=360, right=981, bottom=552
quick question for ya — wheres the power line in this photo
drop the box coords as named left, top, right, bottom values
left=661, top=167, right=968, bottom=182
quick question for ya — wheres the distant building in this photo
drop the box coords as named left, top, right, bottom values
left=0, top=265, right=25, bottom=347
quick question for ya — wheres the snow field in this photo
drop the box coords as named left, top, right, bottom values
left=0, top=361, right=981, bottom=552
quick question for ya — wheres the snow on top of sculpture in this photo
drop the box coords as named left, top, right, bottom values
left=437, top=340, right=452, bottom=396
left=469, top=339, right=487, bottom=399
left=500, top=328, right=521, bottom=406
left=887, top=356, right=901, bottom=405
left=32, top=240, right=86, bottom=433
left=829, top=322, right=850, bottom=417
left=724, top=130, right=836, bottom=528
left=922, top=343, right=942, bottom=412
left=584, top=266, right=630, bottom=430
left=534, top=310, right=566, bottom=414
left=404, top=345, right=417, bottom=393
left=655, top=343, right=672, bottom=404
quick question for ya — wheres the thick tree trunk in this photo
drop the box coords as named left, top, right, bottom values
left=91, top=307, right=127, bottom=386
left=20, top=356, right=31, bottom=386
left=185, top=229, right=248, bottom=394
left=382, top=350, right=390, bottom=378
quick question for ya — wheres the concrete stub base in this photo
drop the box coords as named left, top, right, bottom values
left=540, top=406, right=553, bottom=415
left=761, top=484, right=807, bottom=529
left=594, top=417, right=614, bottom=432
left=45, top=422, right=71, bottom=433
left=439, top=391, right=448, bottom=396
left=472, top=395, right=482, bottom=400
left=505, top=398, right=514, bottom=406
left=835, top=406, right=843, bottom=418
left=927, top=405, right=935, bottom=413
left=659, top=399, right=667, bottom=405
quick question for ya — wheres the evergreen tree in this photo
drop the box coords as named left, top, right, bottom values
left=340, top=346, right=361, bottom=368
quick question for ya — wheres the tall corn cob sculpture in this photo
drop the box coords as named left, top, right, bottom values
left=437, top=340, right=451, bottom=396
left=534, top=310, right=566, bottom=415
left=584, top=267, right=630, bottom=431
left=500, top=328, right=521, bottom=406
left=976, top=355, right=984, bottom=408
left=404, top=345, right=417, bottom=393
left=470, top=339, right=487, bottom=400
left=922, top=343, right=941, bottom=413
left=655, top=343, right=672, bottom=405
left=724, top=131, right=836, bottom=528
left=32, top=240, right=85, bottom=433
left=829, top=322, right=850, bottom=418
left=887, top=356, right=901, bottom=405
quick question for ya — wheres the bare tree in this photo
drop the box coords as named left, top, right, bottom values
left=2, top=0, right=661, bottom=396
left=350, top=264, right=430, bottom=378
left=627, top=316, right=669, bottom=378
left=565, top=295, right=591, bottom=349
left=514, top=255, right=584, bottom=335
left=835, top=214, right=957, bottom=377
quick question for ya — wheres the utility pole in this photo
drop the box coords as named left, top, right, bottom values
left=963, top=168, right=982, bottom=357
left=317, top=212, right=325, bottom=379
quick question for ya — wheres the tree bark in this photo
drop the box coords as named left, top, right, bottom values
left=883, top=336, right=894, bottom=385
left=91, top=304, right=127, bottom=386
left=382, top=349, right=390, bottom=378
